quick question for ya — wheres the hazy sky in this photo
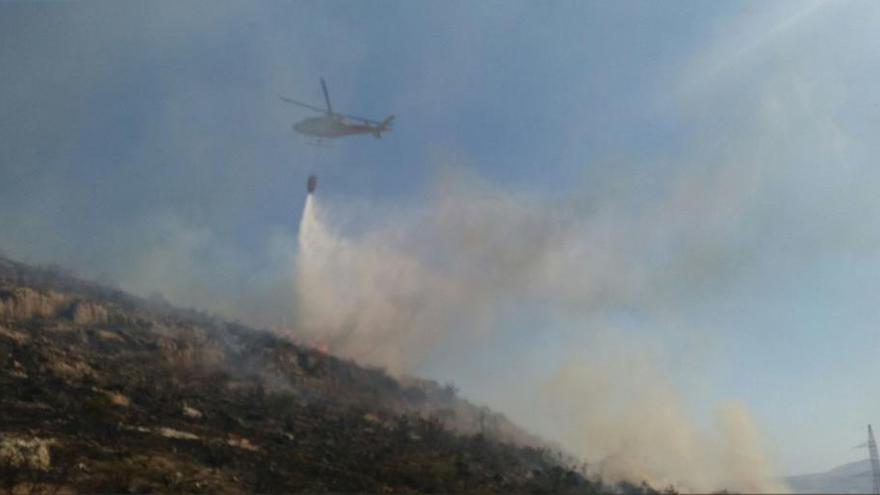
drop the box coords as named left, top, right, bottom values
left=3, top=1, right=880, bottom=476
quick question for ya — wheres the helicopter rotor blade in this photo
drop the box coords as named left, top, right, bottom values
left=279, top=96, right=327, bottom=114
left=283, top=79, right=389, bottom=126
left=321, top=78, right=333, bottom=114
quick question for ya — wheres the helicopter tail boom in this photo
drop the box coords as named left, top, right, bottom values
left=372, top=115, right=394, bottom=139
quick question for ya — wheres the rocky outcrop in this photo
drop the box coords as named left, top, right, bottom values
left=0, top=286, right=109, bottom=325
left=0, top=287, right=68, bottom=321
left=70, top=300, right=109, bottom=325
left=0, top=436, right=54, bottom=471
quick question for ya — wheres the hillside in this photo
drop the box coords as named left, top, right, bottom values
left=0, top=255, right=661, bottom=494
left=786, top=459, right=872, bottom=494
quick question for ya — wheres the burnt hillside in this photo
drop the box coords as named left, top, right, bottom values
left=0, top=256, right=659, bottom=494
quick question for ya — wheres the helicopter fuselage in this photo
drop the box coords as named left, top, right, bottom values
left=293, top=115, right=377, bottom=138
left=282, top=79, right=393, bottom=139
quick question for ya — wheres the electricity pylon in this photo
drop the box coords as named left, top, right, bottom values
left=868, top=425, right=880, bottom=495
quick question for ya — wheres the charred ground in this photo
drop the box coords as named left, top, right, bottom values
left=0, top=255, right=668, bottom=494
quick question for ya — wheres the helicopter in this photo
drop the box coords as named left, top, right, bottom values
left=281, top=79, right=394, bottom=140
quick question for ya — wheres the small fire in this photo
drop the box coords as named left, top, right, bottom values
left=269, top=324, right=331, bottom=354
left=271, top=325, right=300, bottom=342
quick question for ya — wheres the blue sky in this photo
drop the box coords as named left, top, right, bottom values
left=3, top=0, right=880, bottom=479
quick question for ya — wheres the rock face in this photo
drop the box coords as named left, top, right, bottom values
left=70, top=300, right=109, bottom=325
left=0, top=287, right=109, bottom=325
left=0, top=287, right=69, bottom=321
left=0, top=255, right=618, bottom=494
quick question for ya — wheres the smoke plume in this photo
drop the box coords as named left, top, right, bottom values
left=294, top=167, right=788, bottom=493
left=542, top=347, right=787, bottom=492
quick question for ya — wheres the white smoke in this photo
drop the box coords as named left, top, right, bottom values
left=542, top=346, right=788, bottom=493
left=293, top=166, right=789, bottom=493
